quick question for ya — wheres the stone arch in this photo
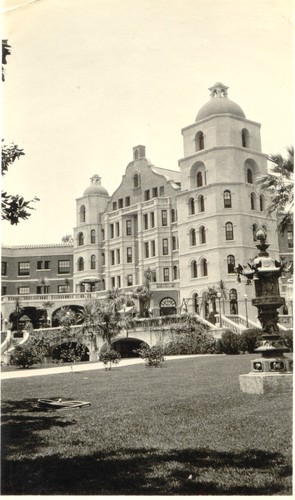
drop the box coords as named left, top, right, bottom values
left=51, top=305, right=83, bottom=327
left=244, top=158, right=259, bottom=184
left=159, top=297, right=177, bottom=316
left=190, top=161, right=206, bottom=189
left=51, top=341, right=90, bottom=362
left=111, top=337, right=149, bottom=358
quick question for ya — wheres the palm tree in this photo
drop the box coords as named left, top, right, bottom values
left=217, top=279, right=227, bottom=314
left=258, top=146, right=293, bottom=234
left=11, top=297, right=23, bottom=331
left=94, top=300, right=122, bottom=348
left=55, top=307, right=77, bottom=334
left=76, top=299, right=100, bottom=347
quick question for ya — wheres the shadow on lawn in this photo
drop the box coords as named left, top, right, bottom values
left=1, top=399, right=292, bottom=496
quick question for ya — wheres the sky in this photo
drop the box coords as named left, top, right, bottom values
left=2, top=0, right=294, bottom=245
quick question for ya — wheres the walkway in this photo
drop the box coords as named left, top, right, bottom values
left=0, top=354, right=219, bottom=380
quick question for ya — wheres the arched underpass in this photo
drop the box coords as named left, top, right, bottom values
left=51, top=341, right=90, bottom=362
left=106, top=337, right=149, bottom=358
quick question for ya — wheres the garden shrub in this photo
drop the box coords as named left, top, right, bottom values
left=10, top=342, right=47, bottom=369
left=240, top=328, right=263, bottom=353
left=164, top=331, right=217, bottom=355
left=217, top=330, right=242, bottom=355
left=136, top=345, right=165, bottom=367
left=280, top=330, right=293, bottom=352
left=100, top=349, right=121, bottom=370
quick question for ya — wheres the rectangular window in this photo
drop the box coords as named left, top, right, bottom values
left=44, top=260, right=50, bottom=269
left=125, top=196, right=130, bottom=207
left=173, top=266, right=178, bottom=280
left=172, top=236, right=177, bottom=250
left=151, top=240, right=156, bottom=256
left=1, top=286, right=7, bottom=296
left=110, top=224, right=114, bottom=238
left=150, top=212, right=155, bottom=228
left=143, top=214, right=148, bottom=230
left=127, top=274, right=133, bottom=286
left=18, top=286, right=30, bottom=295
left=152, top=187, right=158, bottom=198
left=116, top=249, right=120, bottom=264
left=159, top=186, right=165, bottom=196
left=162, top=239, right=168, bottom=255
left=116, top=222, right=120, bottom=237
left=44, top=286, right=50, bottom=294
left=118, top=198, right=123, bottom=209
left=2, top=261, right=7, bottom=276
left=163, top=268, right=169, bottom=282
left=152, top=270, right=157, bottom=282
left=58, top=285, right=70, bottom=293
left=127, top=247, right=132, bottom=263
left=58, top=260, right=70, bottom=274
left=112, top=201, right=117, bottom=210
left=161, top=210, right=168, bottom=226
left=144, top=242, right=149, bottom=258
left=37, top=261, right=43, bottom=270
left=36, top=286, right=42, bottom=294
left=171, top=209, right=177, bottom=222
left=18, top=262, right=30, bottom=276
left=111, top=250, right=115, bottom=265
left=117, top=276, right=121, bottom=288
left=126, top=220, right=132, bottom=236
left=144, top=189, right=150, bottom=201
left=111, top=277, right=115, bottom=288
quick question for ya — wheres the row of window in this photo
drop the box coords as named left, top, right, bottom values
left=194, top=128, right=251, bottom=152
left=15, top=285, right=71, bottom=295
left=112, top=196, right=131, bottom=211
left=188, top=223, right=234, bottom=244
left=77, top=230, right=96, bottom=246
left=188, top=191, right=264, bottom=215
left=1, top=260, right=71, bottom=277
left=192, top=289, right=239, bottom=315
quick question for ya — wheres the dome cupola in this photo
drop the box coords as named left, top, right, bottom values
left=196, top=82, right=245, bottom=121
left=83, top=174, right=109, bottom=196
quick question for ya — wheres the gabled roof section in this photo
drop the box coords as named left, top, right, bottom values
left=150, top=165, right=181, bottom=183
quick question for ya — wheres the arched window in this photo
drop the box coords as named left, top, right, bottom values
left=252, top=223, right=258, bottom=241
left=193, top=293, right=200, bottom=314
left=78, top=232, right=84, bottom=246
left=173, top=265, right=178, bottom=280
left=241, top=129, right=250, bottom=148
left=80, top=205, right=86, bottom=223
left=172, top=236, right=177, bottom=250
left=247, top=169, right=253, bottom=184
left=91, top=255, right=96, bottom=270
left=223, top=190, right=232, bottom=208
left=250, top=192, right=256, bottom=210
left=78, top=257, right=84, bottom=271
left=101, top=279, right=105, bottom=290
left=259, top=195, right=264, bottom=211
left=229, top=288, right=238, bottom=314
left=188, top=197, right=195, bottom=215
left=191, top=260, right=198, bottom=278
left=171, top=209, right=176, bottom=222
left=227, top=255, right=235, bottom=273
left=198, top=195, right=205, bottom=212
left=190, top=228, right=196, bottom=246
left=262, top=225, right=268, bottom=240
left=200, top=226, right=206, bottom=244
left=102, top=252, right=105, bottom=265
left=195, top=131, right=205, bottom=151
left=91, top=230, right=96, bottom=244
left=201, top=258, right=208, bottom=277
left=197, top=171, right=203, bottom=187
left=133, top=172, right=140, bottom=188
left=225, top=222, right=234, bottom=240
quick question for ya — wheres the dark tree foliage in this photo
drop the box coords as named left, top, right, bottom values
left=2, top=40, right=39, bottom=224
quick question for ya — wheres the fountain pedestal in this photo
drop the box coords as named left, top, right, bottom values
left=237, top=230, right=293, bottom=394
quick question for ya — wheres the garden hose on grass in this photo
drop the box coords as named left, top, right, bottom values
left=36, top=398, right=91, bottom=410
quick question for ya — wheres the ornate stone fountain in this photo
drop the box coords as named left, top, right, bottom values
left=237, top=229, right=293, bottom=394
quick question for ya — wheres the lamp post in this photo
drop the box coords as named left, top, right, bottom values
left=244, top=294, right=249, bottom=327
left=217, top=291, right=222, bottom=327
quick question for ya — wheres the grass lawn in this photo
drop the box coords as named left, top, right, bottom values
left=1, top=354, right=292, bottom=495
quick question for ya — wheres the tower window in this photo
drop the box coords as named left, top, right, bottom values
left=252, top=223, right=258, bottom=241
left=201, top=258, right=208, bottom=277
left=162, top=239, right=169, bottom=255
left=247, top=169, right=253, bottom=184
left=91, top=230, right=96, bottom=244
left=259, top=195, right=264, bottom=211
left=133, top=172, right=140, bottom=188
left=227, top=255, right=235, bottom=273
left=223, top=190, right=232, bottom=208
left=91, top=255, right=96, bottom=269
left=198, top=195, right=205, bottom=212
left=126, top=220, right=132, bottom=235
left=80, top=205, right=86, bottom=223
left=197, top=171, right=203, bottom=187
left=191, top=260, right=198, bottom=278
left=127, top=247, right=132, bottom=263
left=188, top=197, right=195, bottom=215
left=78, top=232, right=84, bottom=246
left=78, top=257, right=84, bottom=271
left=241, top=128, right=250, bottom=148
left=199, top=226, right=206, bottom=244
left=173, top=266, right=178, bottom=280
left=161, top=210, right=168, bottom=226
left=195, top=131, right=205, bottom=151
left=225, top=222, right=234, bottom=240
left=250, top=192, right=256, bottom=210
left=190, top=228, right=196, bottom=246
left=172, top=236, right=177, bottom=250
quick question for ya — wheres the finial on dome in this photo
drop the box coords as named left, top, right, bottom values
left=209, top=82, right=229, bottom=98
left=90, top=174, right=101, bottom=185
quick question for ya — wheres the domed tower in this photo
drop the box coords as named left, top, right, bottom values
left=73, top=174, right=110, bottom=292
left=177, top=82, right=279, bottom=320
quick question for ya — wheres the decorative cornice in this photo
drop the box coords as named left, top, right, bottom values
left=1, top=243, right=73, bottom=249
